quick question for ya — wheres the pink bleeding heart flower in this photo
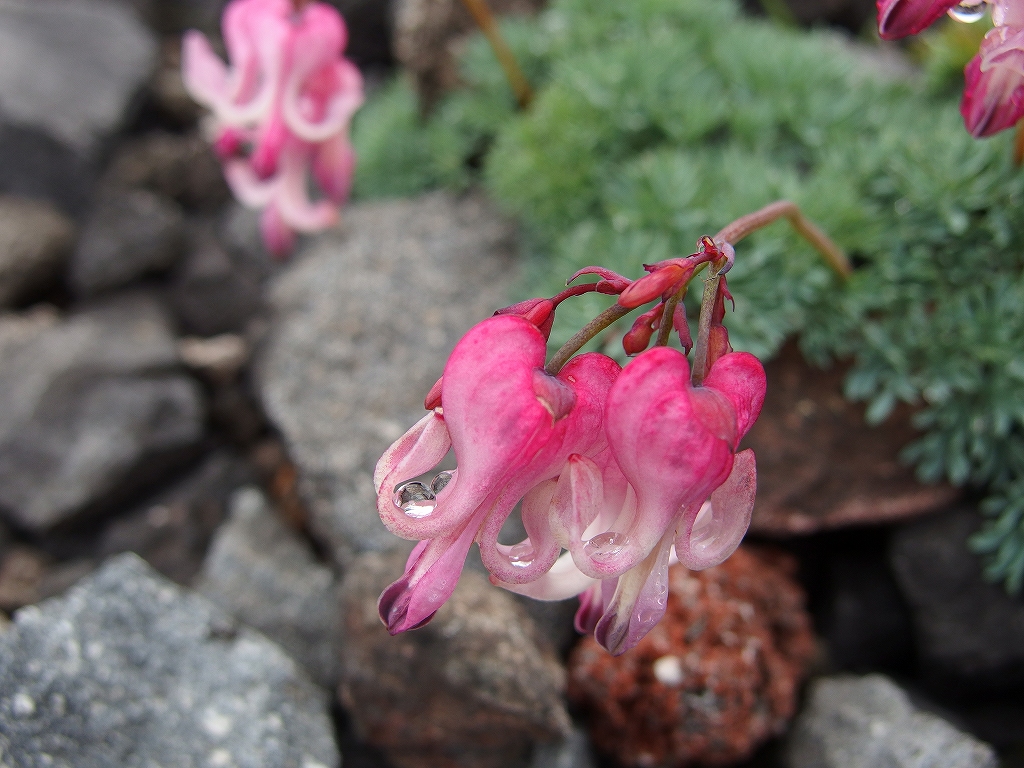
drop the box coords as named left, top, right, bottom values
left=182, top=0, right=363, bottom=257
left=876, top=0, right=1024, bottom=138
left=962, top=24, right=1024, bottom=137
left=582, top=347, right=764, bottom=654
left=373, top=315, right=621, bottom=634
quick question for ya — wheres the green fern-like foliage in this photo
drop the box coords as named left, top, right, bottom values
left=352, top=0, right=1024, bottom=592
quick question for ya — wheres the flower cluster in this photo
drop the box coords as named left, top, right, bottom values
left=878, top=0, right=1024, bottom=137
left=374, top=239, right=766, bottom=655
left=182, top=0, right=364, bottom=256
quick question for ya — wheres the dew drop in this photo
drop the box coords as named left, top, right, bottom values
left=394, top=481, right=436, bottom=518
left=508, top=543, right=535, bottom=568
left=584, top=532, right=629, bottom=560
left=430, top=471, right=453, bottom=494
left=948, top=0, right=987, bottom=23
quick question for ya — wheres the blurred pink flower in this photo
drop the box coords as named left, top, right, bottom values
left=182, top=0, right=363, bottom=256
left=877, top=0, right=1024, bottom=137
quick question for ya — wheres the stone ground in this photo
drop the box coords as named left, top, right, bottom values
left=0, top=1, right=1020, bottom=768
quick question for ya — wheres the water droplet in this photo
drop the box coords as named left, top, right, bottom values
left=394, top=481, right=436, bottom=518
left=584, top=532, right=628, bottom=560
left=508, top=543, right=535, bottom=567
left=948, top=0, right=987, bottom=23
left=430, top=471, right=453, bottom=494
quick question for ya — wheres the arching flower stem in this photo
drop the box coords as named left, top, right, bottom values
left=691, top=266, right=724, bottom=387
left=460, top=0, right=534, bottom=109
left=713, top=200, right=851, bottom=279
left=545, top=304, right=631, bottom=375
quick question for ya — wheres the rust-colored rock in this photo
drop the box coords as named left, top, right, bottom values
left=338, top=550, right=571, bottom=768
left=394, top=0, right=547, bottom=109
left=745, top=343, right=958, bottom=535
left=568, top=547, right=816, bottom=768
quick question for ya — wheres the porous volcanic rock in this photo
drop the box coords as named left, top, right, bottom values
left=568, top=547, right=816, bottom=768
left=786, top=674, right=997, bottom=768
left=257, top=192, right=515, bottom=562
left=338, top=549, right=571, bottom=768
left=745, top=343, right=958, bottom=535
left=0, top=553, right=339, bottom=768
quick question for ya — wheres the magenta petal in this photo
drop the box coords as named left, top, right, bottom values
left=702, top=352, right=767, bottom=445
left=312, top=134, right=356, bottom=204
left=675, top=449, right=756, bottom=571
left=961, top=29, right=1024, bottom=137
left=181, top=31, right=230, bottom=109
left=273, top=142, right=340, bottom=233
left=377, top=513, right=482, bottom=634
left=495, top=551, right=598, bottom=601
left=477, top=480, right=562, bottom=584
left=876, top=0, right=957, bottom=40
left=259, top=203, right=295, bottom=258
left=593, top=534, right=674, bottom=655
left=574, top=580, right=610, bottom=635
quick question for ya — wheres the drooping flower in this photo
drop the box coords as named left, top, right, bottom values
left=877, top=0, right=1024, bottom=137
left=373, top=315, right=621, bottom=634
left=517, top=347, right=764, bottom=655
left=182, top=0, right=363, bottom=256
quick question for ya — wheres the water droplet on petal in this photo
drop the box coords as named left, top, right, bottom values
left=948, top=0, right=987, bottom=23
left=394, top=481, right=436, bottom=518
left=430, top=471, right=453, bottom=494
left=508, top=543, right=535, bottom=568
left=584, top=532, right=629, bottom=560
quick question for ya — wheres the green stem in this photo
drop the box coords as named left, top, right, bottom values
left=690, top=266, right=722, bottom=387
left=459, top=0, right=534, bottom=109
left=713, top=200, right=851, bottom=279
left=654, top=289, right=683, bottom=348
left=545, top=303, right=631, bottom=375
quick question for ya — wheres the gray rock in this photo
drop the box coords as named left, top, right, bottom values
left=530, top=729, right=596, bottom=768
left=338, top=549, right=570, bottom=768
left=0, top=0, right=157, bottom=211
left=0, top=293, right=206, bottom=532
left=786, top=674, right=997, bottom=768
left=257, top=192, right=516, bottom=563
left=199, top=487, right=340, bottom=688
left=890, top=507, right=1024, bottom=690
left=167, top=218, right=265, bottom=336
left=105, top=131, right=231, bottom=213
left=0, top=196, right=75, bottom=307
left=99, top=450, right=256, bottom=585
left=0, top=552, right=339, bottom=768
left=70, top=188, right=186, bottom=296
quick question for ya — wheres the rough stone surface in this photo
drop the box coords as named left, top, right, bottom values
left=394, top=0, right=546, bottom=107
left=338, top=549, right=571, bottom=768
left=890, top=507, right=1024, bottom=691
left=0, top=553, right=339, bottom=768
left=786, top=674, right=998, bottom=768
left=0, top=196, right=75, bottom=308
left=199, top=487, right=340, bottom=689
left=257, top=192, right=516, bottom=562
left=105, top=131, right=231, bottom=213
left=99, top=450, right=255, bottom=585
left=746, top=343, right=959, bottom=535
left=167, top=218, right=266, bottom=336
left=0, top=0, right=157, bottom=212
left=569, top=548, right=816, bottom=768
left=529, top=729, right=596, bottom=768
left=0, top=294, right=206, bottom=532
left=70, top=187, right=186, bottom=296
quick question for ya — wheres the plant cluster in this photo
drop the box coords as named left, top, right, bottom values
left=353, top=0, right=1024, bottom=591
